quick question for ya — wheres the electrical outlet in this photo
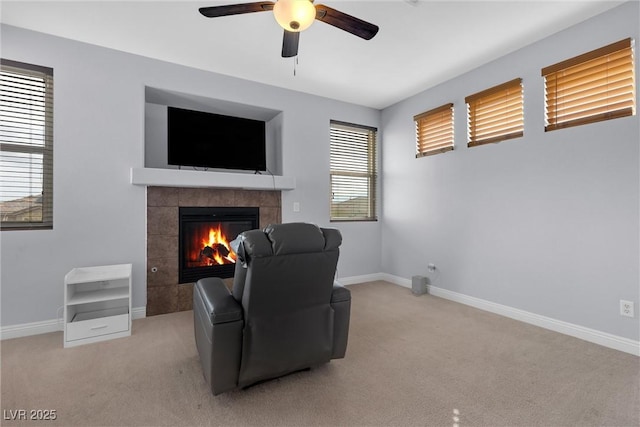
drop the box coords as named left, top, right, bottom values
left=620, top=300, right=634, bottom=318
left=427, top=263, right=436, bottom=272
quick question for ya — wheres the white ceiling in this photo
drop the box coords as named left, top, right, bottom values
left=0, top=0, right=624, bottom=109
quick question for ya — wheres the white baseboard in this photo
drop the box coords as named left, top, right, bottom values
left=340, top=273, right=640, bottom=356
left=0, top=319, right=62, bottom=341
left=0, top=306, right=147, bottom=341
left=131, top=306, right=147, bottom=320
left=337, top=273, right=387, bottom=286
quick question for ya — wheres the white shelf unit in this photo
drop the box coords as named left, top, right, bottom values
left=64, top=264, right=132, bottom=348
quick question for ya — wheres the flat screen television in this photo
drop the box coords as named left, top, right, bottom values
left=167, top=107, right=266, bottom=172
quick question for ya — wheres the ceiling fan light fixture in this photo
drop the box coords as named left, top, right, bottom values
left=273, top=0, right=316, bottom=32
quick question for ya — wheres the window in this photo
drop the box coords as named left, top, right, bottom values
left=414, top=103, right=454, bottom=157
left=466, top=78, right=524, bottom=147
left=0, top=59, right=53, bottom=230
left=330, top=121, right=377, bottom=221
left=542, top=38, right=635, bottom=131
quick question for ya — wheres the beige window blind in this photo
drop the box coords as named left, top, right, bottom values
left=330, top=121, right=377, bottom=221
left=0, top=59, right=54, bottom=230
left=542, top=38, right=635, bottom=131
left=414, top=103, right=454, bottom=157
left=466, top=78, right=523, bottom=147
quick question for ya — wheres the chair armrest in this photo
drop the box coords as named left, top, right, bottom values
left=195, top=277, right=243, bottom=325
left=330, top=281, right=351, bottom=359
left=331, top=281, right=351, bottom=303
left=194, top=277, right=243, bottom=395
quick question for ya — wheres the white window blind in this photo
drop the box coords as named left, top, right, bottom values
left=466, top=78, right=524, bottom=147
left=330, top=121, right=377, bottom=221
left=542, top=38, right=635, bottom=131
left=0, top=59, right=53, bottom=230
left=414, top=103, right=454, bottom=157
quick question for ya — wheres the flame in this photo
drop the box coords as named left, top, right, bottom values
left=200, top=224, right=236, bottom=265
left=184, top=223, right=239, bottom=268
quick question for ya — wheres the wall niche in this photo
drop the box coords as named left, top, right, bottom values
left=144, top=86, right=283, bottom=176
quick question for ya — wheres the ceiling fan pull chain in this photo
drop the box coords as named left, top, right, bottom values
left=293, top=55, right=298, bottom=76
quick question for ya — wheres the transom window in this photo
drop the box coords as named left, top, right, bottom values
left=414, top=103, right=454, bottom=157
left=542, top=38, right=635, bottom=131
left=466, top=78, right=524, bottom=147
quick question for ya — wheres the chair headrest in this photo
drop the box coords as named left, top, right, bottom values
left=231, top=223, right=342, bottom=264
left=265, top=222, right=326, bottom=255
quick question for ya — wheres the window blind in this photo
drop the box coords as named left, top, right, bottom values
left=330, top=121, right=377, bottom=221
left=542, top=38, right=635, bottom=131
left=0, top=59, right=53, bottom=230
left=414, top=103, right=454, bottom=157
left=466, top=78, right=523, bottom=147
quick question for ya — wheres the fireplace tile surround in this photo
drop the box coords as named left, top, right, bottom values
left=146, top=186, right=281, bottom=316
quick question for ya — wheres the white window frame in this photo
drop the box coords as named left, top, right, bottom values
left=0, top=59, right=54, bottom=230
left=329, top=120, right=377, bottom=222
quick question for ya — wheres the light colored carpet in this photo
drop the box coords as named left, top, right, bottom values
left=1, top=281, right=638, bottom=426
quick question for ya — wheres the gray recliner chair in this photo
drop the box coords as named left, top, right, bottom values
left=193, top=222, right=351, bottom=395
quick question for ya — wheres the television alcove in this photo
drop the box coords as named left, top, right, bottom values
left=144, top=86, right=283, bottom=175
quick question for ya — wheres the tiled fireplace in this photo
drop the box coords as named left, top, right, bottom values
left=146, top=187, right=281, bottom=316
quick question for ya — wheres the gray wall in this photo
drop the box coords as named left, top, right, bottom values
left=380, top=2, right=639, bottom=340
left=0, top=24, right=381, bottom=326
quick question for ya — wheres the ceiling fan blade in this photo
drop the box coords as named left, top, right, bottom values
left=315, top=4, right=379, bottom=40
left=199, top=2, right=274, bottom=18
left=282, top=30, right=300, bottom=58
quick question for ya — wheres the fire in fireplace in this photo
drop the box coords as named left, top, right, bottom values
left=179, top=207, right=259, bottom=283
left=184, top=223, right=237, bottom=267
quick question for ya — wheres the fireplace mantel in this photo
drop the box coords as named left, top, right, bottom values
left=130, top=167, right=295, bottom=191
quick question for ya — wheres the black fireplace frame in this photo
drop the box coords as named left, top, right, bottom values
left=178, top=206, right=259, bottom=284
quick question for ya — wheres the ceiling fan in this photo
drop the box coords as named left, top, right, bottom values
left=199, top=0, right=379, bottom=58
